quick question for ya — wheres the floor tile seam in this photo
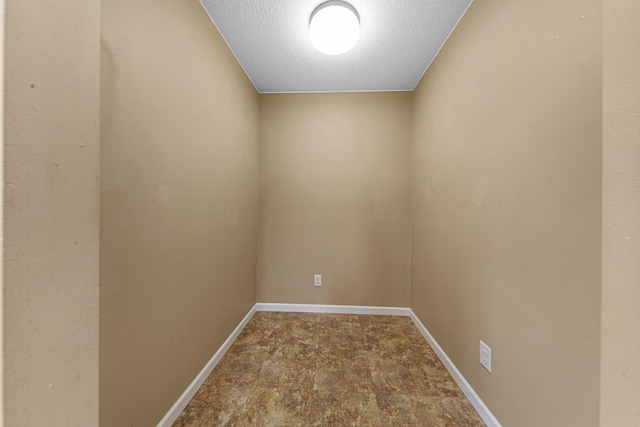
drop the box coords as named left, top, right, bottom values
left=243, top=386, right=386, bottom=425
left=366, top=382, right=385, bottom=421
left=200, top=383, right=255, bottom=426
left=361, top=348, right=377, bottom=395
left=238, top=387, right=315, bottom=425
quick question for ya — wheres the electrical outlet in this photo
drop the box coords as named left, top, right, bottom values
left=480, top=341, right=492, bottom=373
left=314, top=274, right=322, bottom=287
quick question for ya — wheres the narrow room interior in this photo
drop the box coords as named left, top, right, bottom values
left=3, top=0, right=639, bottom=426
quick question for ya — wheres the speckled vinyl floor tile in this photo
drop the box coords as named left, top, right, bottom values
left=173, top=312, right=485, bottom=427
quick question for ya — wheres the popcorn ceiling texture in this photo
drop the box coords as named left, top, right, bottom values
left=200, top=0, right=473, bottom=93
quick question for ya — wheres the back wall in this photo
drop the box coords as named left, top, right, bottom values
left=258, top=93, right=412, bottom=307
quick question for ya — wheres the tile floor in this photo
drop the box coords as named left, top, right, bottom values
left=174, top=312, right=485, bottom=426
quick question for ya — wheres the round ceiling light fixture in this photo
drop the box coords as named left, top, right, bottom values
left=309, top=1, right=360, bottom=55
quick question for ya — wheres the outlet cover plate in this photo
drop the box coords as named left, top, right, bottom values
left=480, top=340, right=492, bottom=373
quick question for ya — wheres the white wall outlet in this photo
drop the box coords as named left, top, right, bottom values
left=314, top=274, right=322, bottom=287
left=480, top=340, right=492, bottom=373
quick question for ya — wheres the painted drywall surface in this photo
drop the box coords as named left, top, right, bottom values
left=410, top=0, right=601, bottom=426
left=258, top=93, right=412, bottom=307
left=100, top=0, right=259, bottom=425
left=601, top=0, right=640, bottom=425
left=4, top=0, right=100, bottom=425
left=0, top=0, right=5, bottom=423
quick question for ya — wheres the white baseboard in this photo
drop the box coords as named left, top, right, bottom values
left=256, top=302, right=411, bottom=317
left=408, top=310, right=502, bottom=427
left=156, top=304, right=258, bottom=427
left=157, top=303, right=499, bottom=427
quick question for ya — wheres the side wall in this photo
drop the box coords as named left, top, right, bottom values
left=100, top=0, right=259, bottom=425
left=601, top=0, right=640, bottom=425
left=410, top=0, right=601, bottom=426
left=258, top=93, right=412, bottom=307
left=4, top=0, right=100, bottom=425
left=0, top=0, right=5, bottom=422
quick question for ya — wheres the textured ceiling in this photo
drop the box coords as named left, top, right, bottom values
left=201, top=0, right=473, bottom=93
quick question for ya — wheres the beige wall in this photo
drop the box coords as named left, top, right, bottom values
left=601, top=0, right=640, bottom=425
left=100, top=0, right=259, bottom=425
left=0, top=0, right=5, bottom=422
left=258, top=93, right=411, bottom=307
left=410, top=0, right=601, bottom=426
left=3, top=0, right=100, bottom=425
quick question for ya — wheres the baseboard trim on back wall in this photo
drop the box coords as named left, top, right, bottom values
left=156, top=304, right=258, bottom=427
left=255, top=302, right=410, bottom=316
left=157, top=302, right=501, bottom=427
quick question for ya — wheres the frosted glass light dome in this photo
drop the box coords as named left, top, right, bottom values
left=309, top=1, right=360, bottom=55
